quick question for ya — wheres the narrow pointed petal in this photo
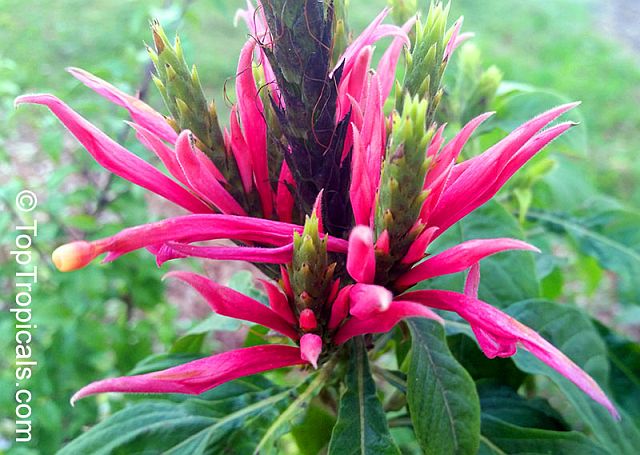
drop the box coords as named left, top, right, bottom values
left=432, top=121, right=574, bottom=234
left=312, top=190, right=325, bottom=234
left=334, top=300, right=443, bottom=345
left=175, top=131, right=246, bottom=215
left=167, top=271, right=298, bottom=340
left=71, top=344, right=305, bottom=404
left=276, top=160, right=295, bottom=223
left=129, top=122, right=189, bottom=186
left=400, top=226, right=439, bottom=264
left=228, top=105, right=254, bottom=193
left=67, top=67, right=178, bottom=143
left=52, top=214, right=346, bottom=269
left=300, top=334, right=322, bottom=369
left=15, top=94, right=211, bottom=214
left=350, top=126, right=374, bottom=226
left=375, top=230, right=390, bottom=255
left=377, top=16, right=415, bottom=100
left=335, top=8, right=390, bottom=75
left=161, top=242, right=293, bottom=265
left=464, top=263, right=481, bottom=298
left=259, top=279, right=297, bottom=325
left=347, top=225, right=376, bottom=283
left=329, top=285, right=353, bottom=330
left=237, top=39, right=272, bottom=218
left=349, top=284, right=393, bottom=319
left=402, top=289, right=619, bottom=418
left=397, top=238, right=539, bottom=288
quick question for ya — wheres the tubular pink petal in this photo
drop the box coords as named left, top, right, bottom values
left=129, top=122, right=190, bottom=186
left=377, top=16, right=415, bottom=100
left=228, top=105, right=254, bottom=193
left=375, top=230, right=390, bottom=255
left=400, top=226, right=439, bottom=265
left=464, top=263, right=481, bottom=298
left=237, top=39, right=272, bottom=218
left=443, top=17, right=465, bottom=61
left=259, top=279, right=297, bottom=325
left=276, top=160, right=295, bottom=223
left=71, top=344, right=304, bottom=404
left=329, top=285, right=352, bottom=330
left=67, top=67, right=178, bottom=143
left=300, top=334, right=322, bottom=369
left=401, top=289, right=619, bottom=418
left=312, top=190, right=325, bottom=233
left=77, top=214, right=345, bottom=265
left=163, top=242, right=293, bottom=264
left=347, top=225, right=376, bottom=283
left=175, top=131, right=246, bottom=215
left=432, top=121, right=574, bottom=234
left=15, top=94, right=210, bottom=214
left=349, top=284, right=393, bottom=319
left=334, top=300, right=443, bottom=345
left=337, top=46, right=373, bottom=120
left=166, top=271, right=298, bottom=340
left=335, top=8, right=391, bottom=75
left=397, top=238, right=539, bottom=288
left=350, top=126, right=374, bottom=226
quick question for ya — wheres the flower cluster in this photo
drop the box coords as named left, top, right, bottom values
left=17, top=1, right=617, bottom=417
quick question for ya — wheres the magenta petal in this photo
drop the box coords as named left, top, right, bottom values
left=71, top=344, right=304, bottom=404
left=237, top=39, right=272, bottom=218
left=329, top=285, right=353, bottom=330
left=175, top=131, right=246, bottom=215
left=349, top=284, right=393, bottom=319
left=347, top=226, right=376, bottom=283
left=300, top=334, right=322, bottom=369
left=397, top=238, right=539, bottom=288
left=164, top=242, right=293, bottom=265
left=377, top=16, right=415, bottom=101
left=276, top=161, right=295, bottom=223
left=350, top=127, right=374, bottom=226
left=402, top=289, right=619, bottom=418
left=15, top=94, right=211, bottom=214
left=228, top=105, right=254, bottom=193
left=129, top=122, right=189, bottom=186
left=400, top=226, right=439, bottom=264
left=334, top=300, right=443, bottom=345
left=259, top=279, right=297, bottom=325
left=464, top=263, right=481, bottom=298
left=85, top=214, right=329, bottom=264
left=166, top=271, right=298, bottom=340
left=67, top=67, right=178, bottom=143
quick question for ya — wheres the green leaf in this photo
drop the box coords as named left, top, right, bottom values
left=595, top=321, right=640, bottom=426
left=507, top=299, right=640, bottom=453
left=407, top=319, right=481, bottom=454
left=59, top=378, right=305, bottom=454
left=423, top=200, right=539, bottom=308
left=479, top=415, right=608, bottom=455
left=328, top=338, right=400, bottom=455
left=291, top=402, right=336, bottom=455
left=527, top=205, right=640, bottom=305
left=478, top=384, right=567, bottom=431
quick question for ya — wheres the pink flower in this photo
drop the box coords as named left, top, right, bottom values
left=18, top=3, right=618, bottom=419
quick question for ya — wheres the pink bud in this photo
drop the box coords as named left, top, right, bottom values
left=299, top=309, right=318, bottom=332
left=52, top=241, right=101, bottom=272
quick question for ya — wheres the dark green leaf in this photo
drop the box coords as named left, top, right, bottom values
left=527, top=205, right=640, bottom=305
left=507, top=300, right=640, bottom=453
left=291, top=402, right=336, bottom=455
left=407, top=319, right=480, bottom=454
left=595, top=321, right=640, bottom=426
left=478, top=384, right=567, bottom=431
left=328, top=338, right=400, bottom=455
left=422, top=200, right=539, bottom=308
left=58, top=378, right=305, bottom=455
left=480, top=415, right=608, bottom=455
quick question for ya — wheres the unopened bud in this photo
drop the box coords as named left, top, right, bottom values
left=52, top=241, right=99, bottom=272
left=299, top=308, right=318, bottom=331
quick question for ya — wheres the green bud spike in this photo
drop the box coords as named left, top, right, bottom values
left=149, top=20, right=260, bottom=215
left=289, top=213, right=334, bottom=315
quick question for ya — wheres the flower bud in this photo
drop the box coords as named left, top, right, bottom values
left=52, top=241, right=99, bottom=272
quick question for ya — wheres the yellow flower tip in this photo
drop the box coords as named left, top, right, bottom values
left=52, top=241, right=97, bottom=272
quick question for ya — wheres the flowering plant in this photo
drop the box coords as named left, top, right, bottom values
left=17, top=1, right=637, bottom=453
